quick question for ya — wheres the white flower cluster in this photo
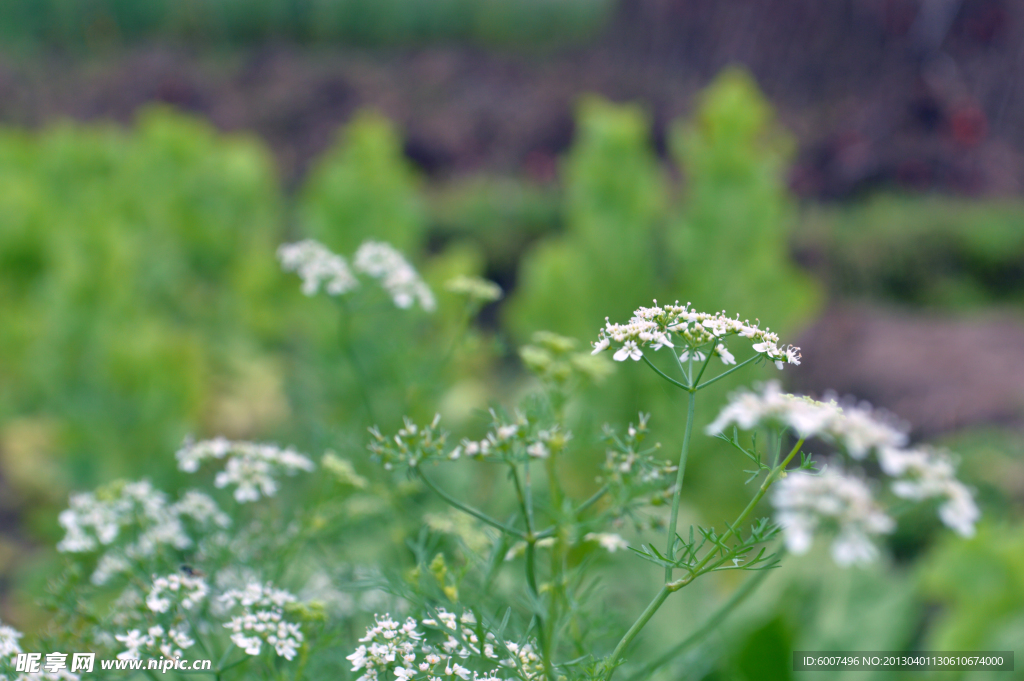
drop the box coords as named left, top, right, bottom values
left=708, top=381, right=980, bottom=563
left=176, top=437, right=316, bottom=503
left=0, top=623, right=22, bottom=659
left=706, top=382, right=908, bottom=457
left=347, top=610, right=543, bottom=681
left=1, top=620, right=81, bottom=681
left=116, top=624, right=195, bottom=661
left=145, top=573, right=209, bottom=613
left=448, top=411, right=568, bottom=464
left=220, top=583, right=304, bottom=661
left=879, top=447, right=980, bottom=538
left=592, top=301, right=800, bottom=370
left=278, top=238, right=436, bottom=311
left=56, top=482, right=230, bottom=585
left=353, top=241, right=436, bottom=311
left=277, top=239, right=359, bottom=296
left=773, top=469, right=895, bottom=567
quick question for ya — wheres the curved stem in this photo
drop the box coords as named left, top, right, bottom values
left=417, top=469, right=527, bottom=539
left=575, top=484, right=609, bottom=516
left=695, top=355, right=759, bottom=391
left=623, top=565, right=773, bottom=681
left=601, top=585, right=671, bottom=680
left=512, top=464, right=553, bottom=681
left=691, top=341, right=717, bottom=387
left=665, top=389, right=696, bottom=581
left=641, top=355, right=691, bottom=391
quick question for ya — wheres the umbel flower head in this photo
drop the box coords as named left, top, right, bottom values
left=278, top=238, right=436, bottom=311
left=56, top=481, right=230, bottom=585
left=277, top=239, right=358, bottom=296
left=708, top=381, right=980, bottom=565
left=176, top=437, right=316, bottom=503
left=772, top=468, right=894, bottom=567
left=220, top=582, right=305, bottom=661
left=592, top=301, right=800, bottom=369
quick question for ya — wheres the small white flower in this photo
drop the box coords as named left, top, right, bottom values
left=613, top=340, right=643, bottom=362
left=527, top=442, right=549, bottom=458
left=592, top=337, right=610, bottom=355
left=585, top=532, right=629, bottom=552
left=716, top=344, right=735, bottom=364
left=0, top=622, right=23, bottom=657
left=178, top=439, right=315, bottom=503
left=277, top=240, right=358, bottom=297
left=679, top=349, right=706, bottom=363
left=354, top=240, right=436, bottom=311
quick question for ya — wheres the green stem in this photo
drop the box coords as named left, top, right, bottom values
left=623, top=566, right=773, bottom=681
left=665, top=389, right=696, bottom=581
left=417, top=469, right=527, bottom=539
left=575, top=484, right=609, bottom=516
left=670, top=438, right=803, bottom=589
left=337, top=297, right=376, bottom=422
left=602, top=440, right=803, bottom=681
left=695, top=354, right=759, bottom=391
left=691, top=341, right=717, bottom=387
left=641, top=355, right=691, bottom=392
left=601, top=585, right=671, bottom=680
left=512, top=464, right=553, bottom=681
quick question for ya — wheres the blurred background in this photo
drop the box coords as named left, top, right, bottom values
left=0, top=1, right=1023, bottom=679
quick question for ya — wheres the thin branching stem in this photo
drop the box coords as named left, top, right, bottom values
left=695, top=354, right=759, bottom=391
left=417, top=469, right=527, bottom=539
left=600, top=585, right=671, bottom=681
left=669, top=438, right=803, bottom=589
left=664, top=389, right=696, bottom=581
left=575, top=484, right=609, bottom=516
left=641, top=355, right=691, bottom=391
left=623, top=566, right=774, bottom=681
left=691, top=341, right=717, bottom=387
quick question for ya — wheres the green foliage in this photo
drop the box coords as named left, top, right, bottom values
left=0, top=0, right=614, bottom=50
left=669, top=68, right=820, bottom=332
left=798, top=194, right=1024, bottom=308
left=507, top=70, right=821, bottom=347
left=506, top=97, right=667, bottom=341
left=0, top=108, right=285, bottom=489
left=918, top=524, right=1024, bottom=654
left=299, top=112, right=426, bottom=256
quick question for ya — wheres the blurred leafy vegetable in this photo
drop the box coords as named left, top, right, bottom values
left=797, top=194, right=1024, bottom=309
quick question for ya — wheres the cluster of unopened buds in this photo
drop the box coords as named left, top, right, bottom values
left=592, top=301, right=801, bottom=370
left=450, top=415, right=569, bottom=463
left=367, top=415, right=447, bottom=469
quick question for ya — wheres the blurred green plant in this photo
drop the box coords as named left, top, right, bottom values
left=0, top=108, right=286, bottom=492
left=797, top=195, right=1024, bottom=309
left=669, top=68, right=820, bottom=333
left=299, top=111, right=426, bottom=256
left=507, top=69, right=821, bottom=346
left=506, top=96, right=667, bottom=341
